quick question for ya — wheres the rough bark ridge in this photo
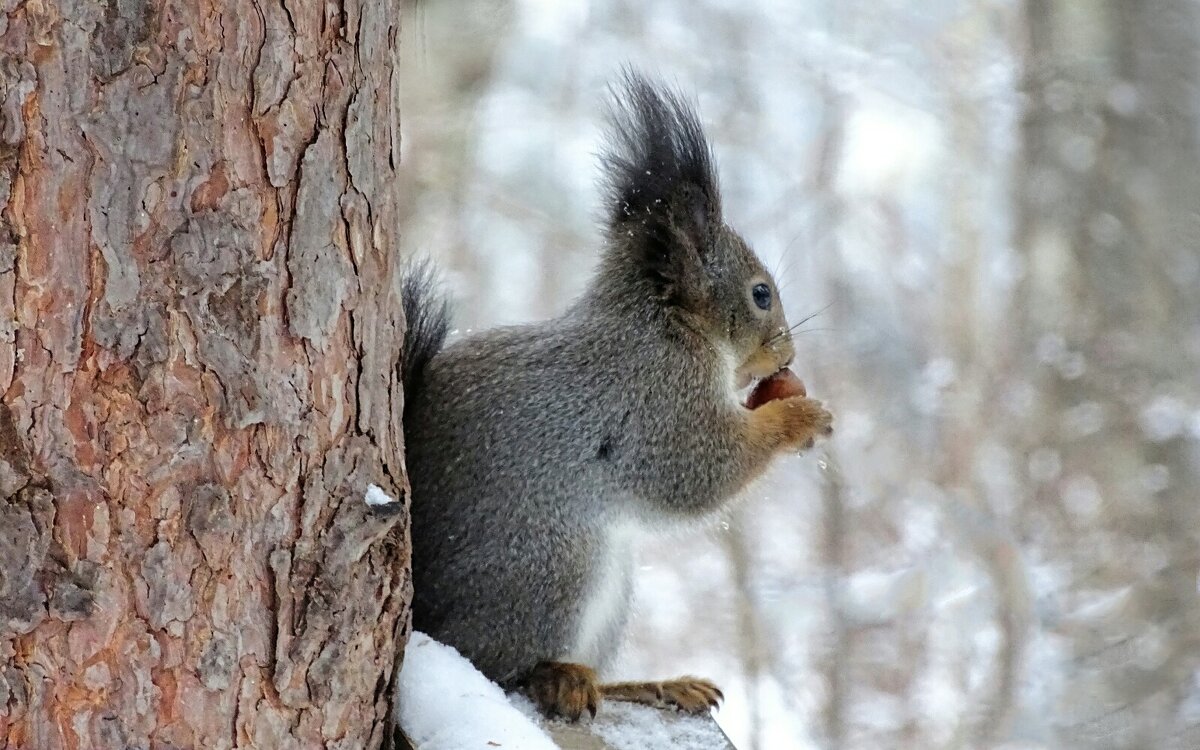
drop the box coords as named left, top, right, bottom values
left=0, top=0, right=409, bottom=747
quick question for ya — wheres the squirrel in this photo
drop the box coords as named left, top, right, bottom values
left=399, top=70, right=833, bottom=721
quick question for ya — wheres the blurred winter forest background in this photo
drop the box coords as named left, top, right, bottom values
left=396, top=0, right=1200, bottom=747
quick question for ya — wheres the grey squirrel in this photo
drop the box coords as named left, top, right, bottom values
left=400, top=70, right=833, bottom=720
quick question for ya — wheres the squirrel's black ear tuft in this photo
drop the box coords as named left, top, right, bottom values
left=600, top=69, right=721, bottom=285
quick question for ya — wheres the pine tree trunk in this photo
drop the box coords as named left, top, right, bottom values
left=0, top=0, right=409, bottom=747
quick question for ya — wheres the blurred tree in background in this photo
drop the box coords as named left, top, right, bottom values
left=399, top=1, right=1200, bottom=747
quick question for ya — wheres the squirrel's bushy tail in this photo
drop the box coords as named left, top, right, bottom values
left=400, top=261, right=450, bottom=402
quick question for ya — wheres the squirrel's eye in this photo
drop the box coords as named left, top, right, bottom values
left=752, top=283, right=772, bottom=311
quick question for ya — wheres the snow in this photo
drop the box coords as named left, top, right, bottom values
left=365, top=483, right=397, bottom=507
left=1139, top=395, right=1188, bottom=442
left=513, top=694, right=729, bottom=750
left=397, top=632, right=731, bottom=749
left=395, top=632, right=557, bottom=750
left=589, top=702, right=725, bottom=750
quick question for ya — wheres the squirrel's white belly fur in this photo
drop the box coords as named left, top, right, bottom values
left=567, top=520, right=640, bottom=670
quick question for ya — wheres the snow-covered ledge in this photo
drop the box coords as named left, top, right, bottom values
left=539, top=703, right=736, bottom=750
left=395, top=632, right=736, bottom=750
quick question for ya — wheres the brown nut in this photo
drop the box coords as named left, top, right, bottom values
left=745, top=368, right=808, bottom=409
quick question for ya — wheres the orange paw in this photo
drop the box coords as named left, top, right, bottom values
left=602, top=676, right=724, bottom=713
left=750, top=395, right=833, bottom=451
left=522, top=662, right=601, bottom=721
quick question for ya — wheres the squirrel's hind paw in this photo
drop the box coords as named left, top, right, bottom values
left=601, top=676, right=723, bottom=713
left=522, top=661, right=601, bottom=721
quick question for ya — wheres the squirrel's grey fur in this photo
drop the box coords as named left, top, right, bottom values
left=401, top=70, right=818, bottom=686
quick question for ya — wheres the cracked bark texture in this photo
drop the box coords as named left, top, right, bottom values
left=0, top=0, right=410, bottom=747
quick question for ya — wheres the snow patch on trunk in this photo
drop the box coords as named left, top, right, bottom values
left=365, top=483, right=397, bottom=507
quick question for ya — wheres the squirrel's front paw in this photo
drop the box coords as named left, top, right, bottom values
left=522, top=661, right=600, bottom=721
left=751, top=395, right=833, bottom=451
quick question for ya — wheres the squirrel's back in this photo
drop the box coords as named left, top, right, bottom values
left=401, top=311, right=642, bottom=681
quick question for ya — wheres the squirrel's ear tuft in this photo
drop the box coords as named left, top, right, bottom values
left=600, top=69, right=721, bottom=288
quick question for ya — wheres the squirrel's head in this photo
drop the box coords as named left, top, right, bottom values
left=599, top=70, right=795, bottom=388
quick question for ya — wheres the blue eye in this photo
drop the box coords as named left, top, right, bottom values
left=752, top=283, right=772, bottom=310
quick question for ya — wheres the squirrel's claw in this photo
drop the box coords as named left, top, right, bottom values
left=662, top=677, right=723, bottom=713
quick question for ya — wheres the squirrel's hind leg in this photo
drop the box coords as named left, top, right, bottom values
left=600, top=676, right=724, bottom=714
left=521, top=661, right=601, bottom=721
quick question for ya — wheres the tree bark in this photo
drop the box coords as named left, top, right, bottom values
left=0, top=0, right=409, bottom=747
